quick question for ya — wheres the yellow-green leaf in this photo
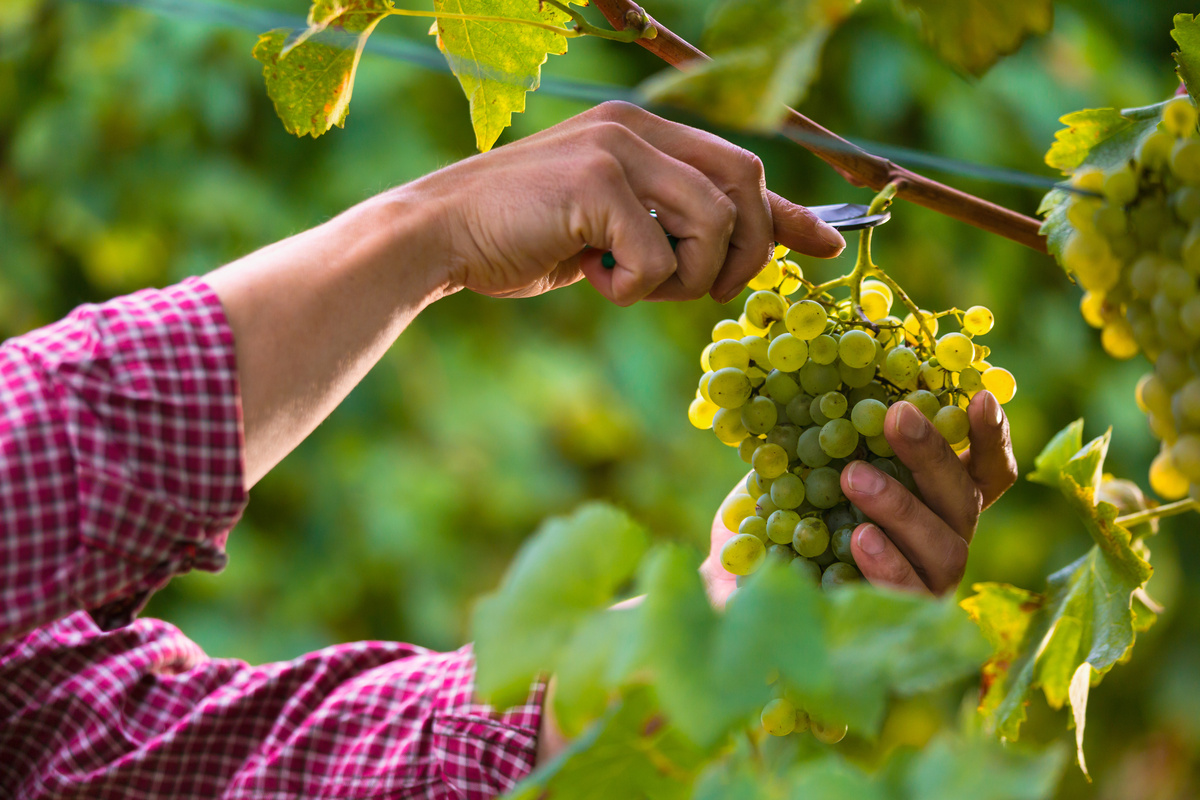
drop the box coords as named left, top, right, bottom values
left=254, top=0, right=392, bottom=138
left=894, top=0, right=1052, bottom=77
left=432, top=0, right=581, bottom=152
left=1173, top=13, right=1200, bottom=100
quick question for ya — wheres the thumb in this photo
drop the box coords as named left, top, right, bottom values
left=768, top=191, right=845, bottom=258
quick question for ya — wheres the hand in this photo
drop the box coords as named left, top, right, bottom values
left=399, top=101, right=845, bottom=306
left=699, top=391, right=1016, bottom=604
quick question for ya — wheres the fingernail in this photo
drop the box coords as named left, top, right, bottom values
left=984, top=391, right=1003, bottom=427
left=817, top=221, right=845, bottom=252
left=846, top=461, right=885, bottom=495
left=718, top=282, right=748, bottom=304
left=857, top=524, right=886, bottom=556
left=898, top=401, right=927, bottom=441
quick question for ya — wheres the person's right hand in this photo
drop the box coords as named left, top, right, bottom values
left=398, top=101, right=845, bottom=306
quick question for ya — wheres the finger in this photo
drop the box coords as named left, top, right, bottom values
left=841, top=460, right=969, bottom=594
left=883, top=401, right=982, bottom=539
left=958, top=391, right=1018, bottom=509
left=576, top=167, right=678, bottom=306
left=851, top=523, right=932, bottom=595
left=767, top=193, right=846, bottom=259
left=577, top=103, right=842, bottom=295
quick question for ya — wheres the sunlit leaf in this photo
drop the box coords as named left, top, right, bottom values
left=432, top=0, right=583, bottom=152
left=639, top=0, right=856, bottom=132
left=1173, top=13, right=1200, bottom=100
left=893, top=0, right=1052, bottom=77
left=254, top=0, right=392, bottom=138
left=472, top=502, right=648, bottom=706
left=904, top=733, right=1067, bottom=800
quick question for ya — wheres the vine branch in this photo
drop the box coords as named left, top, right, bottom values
left=1115, top=499, right=1200, bottom=529
left=590, top=0, right=1048, bottom=254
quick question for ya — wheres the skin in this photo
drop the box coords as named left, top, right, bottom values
left=203, top=99, right=1011, bottom=768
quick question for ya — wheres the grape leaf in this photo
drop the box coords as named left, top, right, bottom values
left=1037, top=102, right=1168, bottom=260
left=432, top=0, right=583, bottom=152
left=639, top=0, right=856, bottom=132
left=551, top=605, right=645, bottom=737
left=904, top=733, right=1067, bottom=800
left=254, top=0, right=392, bottom=138
left=472, top=502, right=648, bottom=707
left=961, top=421, right=1153, bottom=773
left=1173, top=13, right=1200, bottom=101
left=893, top=0, right=1052, bottom=77
left=505, top=687, right=705, bottom=800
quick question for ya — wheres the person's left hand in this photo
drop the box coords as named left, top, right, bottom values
left=699, top=390, right=1017, bottom=605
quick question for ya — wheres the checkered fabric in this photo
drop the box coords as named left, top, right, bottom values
left=0, top=279, right=543, bottom=798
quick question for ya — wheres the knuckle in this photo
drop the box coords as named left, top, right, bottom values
left=585, top=120, right=636, bottom=152
left=593, top=100, right=641, bottom=122
left=886, top=482, right=923, bottom=525
left=735, top=147, right=766, bottom=182
left=935, top=537, right=969, bottom=594
left=581, top=149, right=626, bottom=185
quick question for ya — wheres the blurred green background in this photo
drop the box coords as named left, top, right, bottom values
left=1, top=0, right=1196, bottom=795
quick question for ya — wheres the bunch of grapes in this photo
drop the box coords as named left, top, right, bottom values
left=686, top=241, right=1016, bottom=739
left=1059, top=95, right=1200, bottom=501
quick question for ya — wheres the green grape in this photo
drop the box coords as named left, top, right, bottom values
left=904, top=389, right=941, bottom=420
left=1172, top=186, right=1200, bottom=224
left=712, top=407, right=750, bottom=444
left=867, top=434, right=895, bottom=457
left=1094, top=204, right=1128, bottom=238
left=808, top=397, right=831, bottom=426
left=746, top=366, right=767, bottom=388
left=935, top=332, right=974, bottom=371
left=809, top=334, right=840, bottom=365
left=1150, top=448, right=1189, bottom=499
left=961, top=305, right=994, bottom=336
left=792, top=516, right=830, bottom=558
left=839, top=360, right=876, bottom=388
left=933, top=405, right=970, bottom=443
left=920, top=362, right=949, bottom=391
left=957, top=367, right=983, bottom=393
left=786, top=300, right=828, bottom=339
left=848, top=381, right=889, bottom=406
left=764, top=369, right=802, bottom=404
left=753, top=443, right=789, bottom=479
left=1137, top=130, right=1174, bottom=170
left=790, top=557, right=822, bottom=585
left=883, top=346, right=920, bottom=384
left=739, top=515, right=769, bottom=543
left=1161, top=226, right=1188, bottom=261
left=700, top=343, right=714, bottom=372
left=746, top=471, right=769, bottom=497
left=709, top=339, right=750, bottom=371
left=1157, top=349, right=1191, bottom=389
left=767, top=333, right=809, bottom=372
left=767, top=543, right=795, bottom=563
left=712, top=319, right=744, bottom=342
left=741, top=395, right=779, bottom=435
left=740, top=335, right=771, bottom=368
left=850, top=398, right=887, bottom=436
left=819, top=418, right=859, bottom=459
left=818, top=391, right=848, bottom=419
left=799, top=361, right=842, bottom=395
left=1164, top=96, right=1199, bottom=137
left=720, top=533, right=766, bottom=576
left=981, top=367, right=1017, bottom=404
left=738, top=436, right=762, bottom=464
left=1137, top=373, right=1173, bottom=418
left=761, top=698, right=796, bottom=736
left=821, top=561, right=862, bottom=590
left=812, top=541, right=838, bottom=568
left=831, top=525, right=856, bottom=564
left=749, top=259, right=783, bottom=291
left=1172, top=139, right=1200, bottom=184
left=903, top=310, right=939, bottom=344
left=1184, top=226, right=1200, bottom=273
left=838, top=329, right=876, bottom=369
left=805, top=466, right=845, bottom=508
left=767, top=509, right=802, bottom=544
left=770, top=473, right=806, bottom=509
left=1174, top=377, right=1200, bottom=428
left=688, top=397, right=718, bottom=430
left=786, top=393, right=815, bottom=426
left=1172, top=433, right=1200, bottom=481
left=860, top=289, right=890, bottom=321
left=768, top=319, right=788, bottom=339
left=871, top=457, right=898, bottom=478
left=745, top=290, right=788, bottom=329
left=765, top=424, right=801, bottom=457
left=1161, top=264, right=1195, bottom=299
left=796, top=427, right=832, bottom=468
left=810, top=719, right=849, bottom=744
left=824, top=504, right=855, bottom=532
left=1103, top=167, right=1138, bottom=205
left=709, top=367, right=752, bottom=409
left=699, top=371, right=715, bottom=402
left=756, top=488, right=780, bottom=516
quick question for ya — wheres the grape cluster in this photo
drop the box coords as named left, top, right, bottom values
left=689, top=246, right=1014, bottom=597
left=1059, top=95, right=1200, bottom=500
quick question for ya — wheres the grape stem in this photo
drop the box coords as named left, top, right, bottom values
left=1115, top=498, right=1200, bottom=528
left=589, top=0, right=1047, bottom=253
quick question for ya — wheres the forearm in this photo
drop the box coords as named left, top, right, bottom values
left=206, top=187, right=455, bottom=488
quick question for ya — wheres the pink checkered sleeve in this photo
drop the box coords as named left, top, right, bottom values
left=0, top=612, right=544, bottom=798
left=0, top=277, right=247, bottom=642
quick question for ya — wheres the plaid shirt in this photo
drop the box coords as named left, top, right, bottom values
left=0, top=279, right=543, bottom=798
